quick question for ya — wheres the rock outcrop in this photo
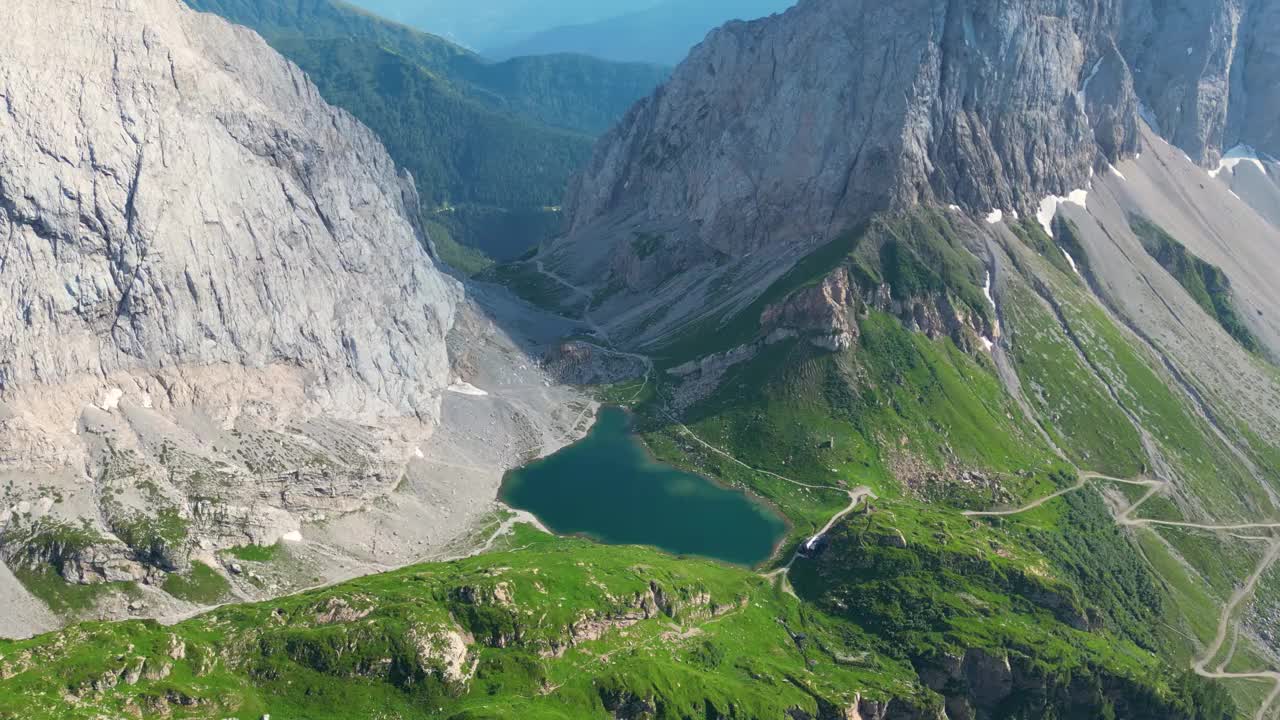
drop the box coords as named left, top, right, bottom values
left=760, top=266, right=995, bottom=354
left=0, top=0, right=462, bottom=604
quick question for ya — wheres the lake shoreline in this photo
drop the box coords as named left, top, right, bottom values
left=499, top=406, right=788, bottom=568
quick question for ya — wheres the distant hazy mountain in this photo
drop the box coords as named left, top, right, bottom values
left=343, top=0, right=664, bottom=50
left=487, top=0, right=797, bottom=65
left=184, top=0, right=667, bottom=265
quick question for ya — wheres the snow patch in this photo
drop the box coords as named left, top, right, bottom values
left=1061, top=248, right=1082, bottom=276
left=1035, top=190, right=1089, bottom=237
left=985, top=209, right=1004, bottom=225
left=99, top=388, right=123, bottom=412
left=980, top=336, right=995, bottom=353
left=981, top=272, right=1002, bottom=345
left=1081, top=57, right=1104, bottom=95
left=140, top=393, right=153, bottom=409
left=282, top=531, right=303, bottom=543
left=1108, top=164, right=1127, bottom=181
left=447, top=382, right=489, bottom=397
left=947, top=204, right=962, bottom=212
left=413, top=446, right=425, bottom=459
left=1209, top=145, right=1267, bottom=178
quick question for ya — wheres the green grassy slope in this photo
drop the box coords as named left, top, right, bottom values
left=0, top=527, right=933, bottom=720
left=613, top=208, right=1280, bottom=716
left=1001, top=231, right=1276, bottom=522
left=10, top=209, right=1278, bottom=718
left=0, top=521, right=1237, bottom=720
left=791, top=493, right=1236, bottom=720
left=654, top=211, right=991, bottom=369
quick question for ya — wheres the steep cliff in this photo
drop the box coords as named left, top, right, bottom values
left=543, top=0, right=1280, bottom=350
left=0, top=0, right=480, bottom=624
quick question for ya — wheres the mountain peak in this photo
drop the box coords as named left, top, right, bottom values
left=546, top=0, right=1278, bottom=348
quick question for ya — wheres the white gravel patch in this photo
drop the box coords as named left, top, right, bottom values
left=98, top=388, right=123, bottom=411
left=447, top=382, right=489, bottom=397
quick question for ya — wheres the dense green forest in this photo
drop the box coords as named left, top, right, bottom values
left=185, top=0, right=668, bottom=265
left=273, top=38, right=590, bottom=211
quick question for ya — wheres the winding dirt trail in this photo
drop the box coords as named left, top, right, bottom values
left=763, top=486, right=874, bottom=581
left=527, top=260, right=866, bottom=580
left=1191, top=539, right=1280, bottom=720
left=533, top=259, right=614, bottom=345
left=961, top=476, right=1092, bottom=517
left=656, top=407, right=873, bottom=580
left=965, top=470, right=1280, bottom=719
left=961, top=473, right=1159, bottom=520
left=529, top=259, right=1280, bottom=715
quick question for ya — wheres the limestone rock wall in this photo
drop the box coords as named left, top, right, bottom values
left=0, top=0, right=464, bottom=603
left=0, top=0, right=458, bottom=423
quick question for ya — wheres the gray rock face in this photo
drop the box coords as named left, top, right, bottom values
left=1227, top=0, right=1280, bottom=159
left=0, top=0, right=457, bottom=419
left=0, top=0, right=463, bottom=609
left=550, top=0, right=1280, bottom=344
left=560, top=0, right=1114, bottom=279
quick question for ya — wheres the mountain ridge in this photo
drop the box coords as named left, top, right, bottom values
left=543, top=0, right=1280, bottom=355
left=4, top=0, right=1280, bottom=716
left=183, top=0, right=669, bottom=263
left=486, top=0, right=796, bottom=65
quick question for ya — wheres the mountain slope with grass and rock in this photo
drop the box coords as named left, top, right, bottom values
left=0, top=0, right=585, bottom=636
left=3, top=0, right=1280, bottom=717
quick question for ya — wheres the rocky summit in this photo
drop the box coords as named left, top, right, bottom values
left=547, top=0, right=1280, bottom=350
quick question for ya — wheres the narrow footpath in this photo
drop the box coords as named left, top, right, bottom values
left=528, top=258, right=869, bottom=582
left=529, top=259, right=1280, bottom=717
left=966, top=471, right=1280, bottom=720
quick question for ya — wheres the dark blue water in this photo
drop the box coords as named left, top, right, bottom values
left=500, top=408, right=786, bottom=566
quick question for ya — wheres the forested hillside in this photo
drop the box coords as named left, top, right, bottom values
left=184, top=0, right=667, bottom=265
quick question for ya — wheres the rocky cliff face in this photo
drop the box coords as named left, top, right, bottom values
left=545, top=0, right=1280, bottom=348
left=0, top=0, right=463, bottom=607
left=0, top=0, right=458, bottom=418
left=759, top=267, right=995, bottom=354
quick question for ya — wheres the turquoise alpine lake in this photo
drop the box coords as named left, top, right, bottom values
left=500, top=407, right=787, bottom=566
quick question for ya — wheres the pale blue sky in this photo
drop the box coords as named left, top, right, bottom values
left=343, top=0, right=795, bottom=63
